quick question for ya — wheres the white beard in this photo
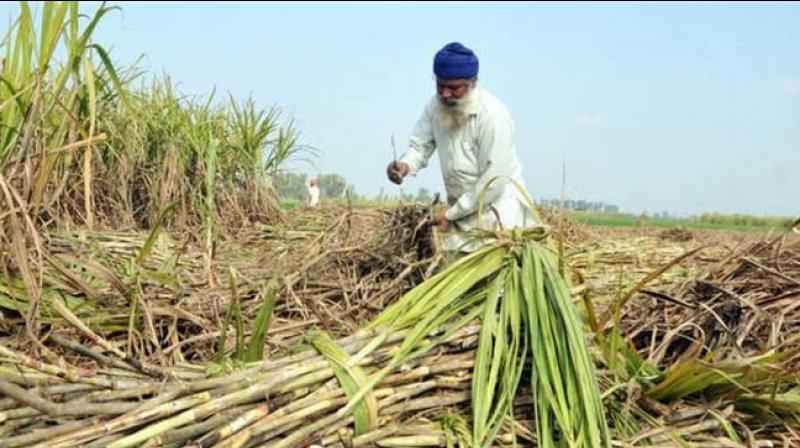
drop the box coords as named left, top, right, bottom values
left=435, top=89, right=474, bottom=132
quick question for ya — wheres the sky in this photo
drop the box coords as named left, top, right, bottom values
left=2, top=1, right=799, bottom=216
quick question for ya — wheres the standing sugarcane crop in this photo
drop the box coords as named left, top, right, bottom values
left=386, top=42, right=537, bottom=258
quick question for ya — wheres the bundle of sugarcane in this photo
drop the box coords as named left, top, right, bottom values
left=361, top=227, right=611, bottom=447
left=0, top=324, right=480, bottom=447
left=0, top=223, right=610, bottom=447
left=10, top=229, right=799, bottom=446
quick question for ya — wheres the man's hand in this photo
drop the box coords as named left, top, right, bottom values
left=386, top=161, right=410, bottom=185
left=432, top=213, right=451, bottom=232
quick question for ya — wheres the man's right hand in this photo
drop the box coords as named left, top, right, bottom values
left=386, top=161, right=410, bottom=185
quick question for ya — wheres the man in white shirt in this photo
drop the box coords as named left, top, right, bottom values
left=386, top=42, right=536, bottom=253
left=307, top=178, right=320, bottom=207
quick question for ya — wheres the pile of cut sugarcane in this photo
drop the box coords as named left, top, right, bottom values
left=0, top=227, right=611, bottom=447
left=3, top=228, right=800, bottom=447
left=0, top=325, right=481, bottom=447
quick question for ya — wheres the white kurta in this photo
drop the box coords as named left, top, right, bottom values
left=400, top=87, right=536, bottom=251
left=308, top=185, right=320, bottom=207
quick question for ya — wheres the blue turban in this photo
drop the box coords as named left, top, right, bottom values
left=433, top=42, right=479, bottom=79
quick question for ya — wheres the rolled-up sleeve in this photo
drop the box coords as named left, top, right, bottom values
left=444, top=111, right=515, bottom=222
left=399, top=103, right=436, bottom=175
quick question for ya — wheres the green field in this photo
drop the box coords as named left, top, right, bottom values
left=570, top=211, right=795, bottom=233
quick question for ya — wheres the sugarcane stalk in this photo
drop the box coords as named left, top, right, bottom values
left=0, top=406, right=40, bottom=423
left=41, top=391, right=217, bottom=448
left=140, top=404, right=258, bottom=448
left=0, top=417, right=104, bottom=448
left=0, top=378, right=135, bottom=417
left=106, top=359, right=337, bottom=448
left=0, top=346, right=118, bottom=388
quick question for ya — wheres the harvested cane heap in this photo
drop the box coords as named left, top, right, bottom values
left=0, top=204, right=800, bottom=447
left=0, top=208, right=612, bottom=447
left=1, top=207, right=800, bottom=447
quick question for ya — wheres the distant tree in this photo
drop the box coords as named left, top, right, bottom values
left=535, top=198, right=625, bottom=214
left=275, top=171, right=307, bottom=202
left=274, top=171, right=361, bottom=203
left=318, top=173, right=348, bottom=199
left=602, top=204, right=619, bottom=214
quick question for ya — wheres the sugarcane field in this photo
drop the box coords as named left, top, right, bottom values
left=2, top=2, right=800, bottom=447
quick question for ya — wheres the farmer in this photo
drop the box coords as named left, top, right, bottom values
left=307, top=178, right=320, bottom=207
left=386, top=42, right=536, bottom=253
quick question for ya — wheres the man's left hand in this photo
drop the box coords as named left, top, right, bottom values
left=432, top=213, right=451, bottom=232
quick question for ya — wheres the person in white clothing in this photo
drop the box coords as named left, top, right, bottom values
left=307, top=178, right=320, bottom=207
left=386, top=42, right=536, bottom=253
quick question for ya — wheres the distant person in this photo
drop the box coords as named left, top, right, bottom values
left=307, top=178, right=320, bottom=207
left=386, top=42, right=536, bottom=253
